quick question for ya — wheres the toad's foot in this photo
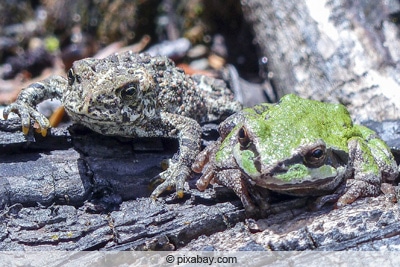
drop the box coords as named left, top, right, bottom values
left=150, top=161, right=191, bottom=198
left=3, top=101, right=50, bottom=136
left=2, top=76, right=65, bottom=136
left=150, top=112, right=201, bottom=199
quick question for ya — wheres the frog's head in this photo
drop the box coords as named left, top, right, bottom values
left=62, top=52, right=161, bottom=126
left=232, top=128, right=348, bottom=196
left=222, top=94, right=356, bottom=196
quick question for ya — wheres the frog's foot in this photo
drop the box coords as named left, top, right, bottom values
left=380, top=182, right=397, bottom=203
left=214, top=169, right=268, bottom=217
left=193, top=140, right=221, bottom=190
left=313, top=193, right=341, bottom=210
left=195, top=156, right=218, bottom=191
left=3, top=101, right=50, bottom=136
left=245, top=186, right=271, bottom=218
left=150, top=161, right=191, bottom=199
left=195, top=168, right=215, bottom=191
left=336, top=179, right=380, bottom=208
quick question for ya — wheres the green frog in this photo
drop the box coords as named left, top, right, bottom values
left=192, top=94, right=399, bottom=217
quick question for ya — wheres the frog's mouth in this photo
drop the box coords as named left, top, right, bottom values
left=254, top=164, right=347, bottom=196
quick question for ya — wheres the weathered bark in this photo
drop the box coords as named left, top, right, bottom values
left=241, top=0, right=400, bottom=122
left=0, top=119, right=247, bottom=250
left=182, top=196, right=400, bottom=251
left=1, top=118, right=400, bottom=251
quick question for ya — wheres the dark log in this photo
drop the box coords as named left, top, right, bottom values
left=0, top=118, right=247, bottom=250
left=1, top=118, right=400, bottom=251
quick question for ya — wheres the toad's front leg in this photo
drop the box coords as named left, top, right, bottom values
left=3, top=76, right=66, bottom=136
left=150, top=112, right=202, bottom=198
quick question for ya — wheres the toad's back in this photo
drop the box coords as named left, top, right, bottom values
left=63, top=52, right=242, bottom=137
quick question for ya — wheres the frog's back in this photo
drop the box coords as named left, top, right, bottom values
left=222, top=94, right=353, bottom=157
left=269, top=94, right=355, bottom=150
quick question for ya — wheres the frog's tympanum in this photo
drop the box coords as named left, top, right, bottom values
left=193, top=94, right=399, bottom=217
left=3, top=51, right=242, bottom=199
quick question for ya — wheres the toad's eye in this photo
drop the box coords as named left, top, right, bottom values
left=119, top=82, right=138, bottom=99
left=238, top=127, right=251, bottom=149
left=67, top=69, right=75, bottom=86
left=304, top=145, right=326, bottom=167
left=67, top=69, right=82, bottom=86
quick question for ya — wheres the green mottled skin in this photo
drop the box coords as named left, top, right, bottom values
left=193, top=94, right=399, bottom=217
left=220, top=94, right=354, bottom=164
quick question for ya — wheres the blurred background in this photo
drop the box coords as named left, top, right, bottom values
left=0, top=0, right=267, bottom=116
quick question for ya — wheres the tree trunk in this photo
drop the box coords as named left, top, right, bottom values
left=241, top=0, right=400, bottom=121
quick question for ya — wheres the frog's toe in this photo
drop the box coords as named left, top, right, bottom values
left=150, top=163, right=190, bottom=199
left=195, top=165, right=215, bottom=191
left=336, top=179, right=380, bottom=208
left=380, top=183, right=397, bottom=203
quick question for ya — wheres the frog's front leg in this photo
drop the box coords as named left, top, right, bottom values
left=215, top=169, right=270, bottom=217
left=150, top=112, right=202, bottom=198
left=336, top=137, right=381, bottom=207
left=3, top=76, right=66, bottom=136
left=192, top=140, right=221, bottom=190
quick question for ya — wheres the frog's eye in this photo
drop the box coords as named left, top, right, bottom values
left=304, top=145, right=326, bottom=167
left=238, top=127, right=251, bottom=149
left=119, top=82, right=138, bottom=99
left=311, top=149, right=324, bottom=158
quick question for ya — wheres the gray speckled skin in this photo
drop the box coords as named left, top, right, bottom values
left=3, top=51, right=242, bottom=198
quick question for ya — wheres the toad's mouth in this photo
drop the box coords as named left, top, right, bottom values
left=63, top=105, right=153, bottom=138
left=63, top=99, right=152, bottom=125
left=64, top=104, right=134, bottom=124
left=63, top=106, right=115, bottom=122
